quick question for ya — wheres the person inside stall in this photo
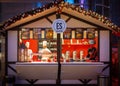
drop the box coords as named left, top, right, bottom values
left=86, top=47, right=98, bottom=61
left=24, top=42, right=33, bottom=62
left=39, top=40, right=52, bottom=62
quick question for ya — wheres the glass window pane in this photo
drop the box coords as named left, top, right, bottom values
left=18, top=28, right=57, bottom=62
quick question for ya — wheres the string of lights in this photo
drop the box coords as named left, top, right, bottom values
left=0, top=0, right=120, bottom=32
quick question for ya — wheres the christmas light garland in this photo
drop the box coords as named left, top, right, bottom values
left=0, top=0, right=120, bottom=32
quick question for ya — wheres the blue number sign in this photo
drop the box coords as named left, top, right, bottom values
left=52, top=19, right=67, bottom=33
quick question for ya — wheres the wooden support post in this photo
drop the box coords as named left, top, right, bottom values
left=56, top=13, right=61, bottom=85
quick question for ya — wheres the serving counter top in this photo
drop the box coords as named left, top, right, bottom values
left=16, top=62, right=105, bottom=80
left=16, top=62, right=104, bottom=65
left=16, top=62, right=58, bottom=65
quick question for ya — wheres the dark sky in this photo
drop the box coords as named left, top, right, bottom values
left=110, top=0, right=120, bottom=26
left=0, top=0, right=120, bottom=26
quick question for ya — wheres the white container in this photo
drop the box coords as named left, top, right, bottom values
left=73, top=51, right=77, bottom=60
left=65, top=51, right=70, bottom=60
left=80, top=50, right=84, bottom=61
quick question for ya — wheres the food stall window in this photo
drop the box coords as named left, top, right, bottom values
left=18, top=28, right=57, bottom=62
left=62, top=28, right=98, bottom=62
left=18, top=28, right=98, bottom=62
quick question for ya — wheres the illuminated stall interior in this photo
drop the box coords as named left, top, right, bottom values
left=18, top=28, right=98, bottom=62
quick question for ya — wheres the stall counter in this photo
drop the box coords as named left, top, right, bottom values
left=16, top=62, right=105, bottom=80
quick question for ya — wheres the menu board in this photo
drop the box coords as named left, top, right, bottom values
left=75, top=29, right=83, bottom=39
left=33, top=28, right=42, bottom=39
left=21, top=28, right=30, bottom=39
left=46, top=29, right=53, bottom=39
left=63, top=29, right=71, bottom=39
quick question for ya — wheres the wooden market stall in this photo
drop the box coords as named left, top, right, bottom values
left=1, top=1, right=120, bottom=85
